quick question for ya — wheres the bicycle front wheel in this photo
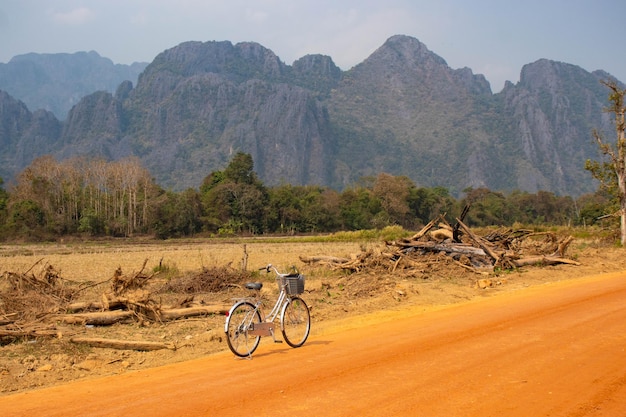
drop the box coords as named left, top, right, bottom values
left=225, top=301, right=262, bottom=357
left=280, top=296, right=311, bottom=348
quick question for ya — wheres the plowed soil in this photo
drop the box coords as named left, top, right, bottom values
left=1, top=239, right=626, bottom=415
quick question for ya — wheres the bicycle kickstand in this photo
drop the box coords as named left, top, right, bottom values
left=269, top=327, right=283, bottom=344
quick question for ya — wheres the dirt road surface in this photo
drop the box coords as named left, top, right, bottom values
left=2, top=271, right=626, bottom=416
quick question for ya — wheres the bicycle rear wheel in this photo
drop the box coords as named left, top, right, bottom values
left=225, top=301, right=262, bottom=357
left=280, top=296, right=311, bottom=348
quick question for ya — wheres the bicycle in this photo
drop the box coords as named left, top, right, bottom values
left=224, top=264, right=311, bottom=357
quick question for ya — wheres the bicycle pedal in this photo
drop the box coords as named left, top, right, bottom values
left=274, top=340, right=283, bottom=344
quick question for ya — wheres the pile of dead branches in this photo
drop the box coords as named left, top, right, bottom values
left=301, top=213, right=579, bottom=275
left=159, top=265, right=252, bottom=294
left=60, top=260, right=240, bottom=327
left=0, top=261, right=80, bottom=340
left=1, top=260, right=246, bottom=347
left=58, top=259, right=162, bottom=326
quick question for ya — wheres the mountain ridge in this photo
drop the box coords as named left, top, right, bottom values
left=0, top=51, right=147, bottom=119
left=0, top=35, right=619, bottom=197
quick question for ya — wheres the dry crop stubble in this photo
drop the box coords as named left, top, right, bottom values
left=0, top=240, right=364, bottom=283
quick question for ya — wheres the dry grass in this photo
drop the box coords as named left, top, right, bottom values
left=0, top=239, right=366, bottom=283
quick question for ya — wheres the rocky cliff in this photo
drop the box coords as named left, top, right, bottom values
left=0, top=36, right=618, bottom=196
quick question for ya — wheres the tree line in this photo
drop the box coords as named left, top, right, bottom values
left=0, top=152, right=614, bottom=241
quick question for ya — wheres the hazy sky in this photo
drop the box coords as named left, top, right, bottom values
left=1, top=0, right=624, bottom=92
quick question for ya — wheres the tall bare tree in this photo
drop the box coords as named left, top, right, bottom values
left=9, top=155, right=156, bottom=237
left=587, top=79, right=626, bottom=245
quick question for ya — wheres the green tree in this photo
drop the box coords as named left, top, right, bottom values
left=339, top=187, right=381, bottom=230
left=78, top=209, right=105, bottom=236
left=152, top=189, right=203, bottom=239
left=200, top=170, right=226, bottom=194
left=266, top=185, right=341, bottom=233
left=576, top=191, right=613, bottom=226
left=586, top=79, right=626, bottom=245
left=200, top=153, right=268, bottom=234
left=266, top=184, right=305, bottom=233
left=409, top=186, right=456, bottom=225
left=300, top=187, right=341, bottom=232
left=224, top=152, right=257, bottom=185
left=461, top=187, right=508, bottom=226
left=7, top=200, right=46, bottom=238
left=199, top=169, right=227, bottom=232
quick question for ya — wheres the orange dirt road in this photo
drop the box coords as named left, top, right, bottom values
left=2, top=272, right=626, bottom=416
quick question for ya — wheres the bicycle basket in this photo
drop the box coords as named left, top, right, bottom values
left=285, top=274, right=305, bottom=295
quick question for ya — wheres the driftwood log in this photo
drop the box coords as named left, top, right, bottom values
left=411, top=217, right=440, bottom=240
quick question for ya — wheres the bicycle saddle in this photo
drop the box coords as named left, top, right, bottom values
left=246, top=282, right=263, bottom=290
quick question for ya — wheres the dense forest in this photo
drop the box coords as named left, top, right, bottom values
left=0, top=152, right=614, bottom=241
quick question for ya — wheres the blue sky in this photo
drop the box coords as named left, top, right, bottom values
left=0, top=0, right=624, bottom=92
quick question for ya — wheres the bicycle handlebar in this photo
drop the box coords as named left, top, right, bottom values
left=259, top=264, right=298, bottom=276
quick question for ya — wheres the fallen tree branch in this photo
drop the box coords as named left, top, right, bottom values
left=57, top=304, right=230, bottom=326
left=70, top=337, right=175, bottom=351
left=393, top=240, right=488, bottom=257
left=553, top=236, right=575, bottom=258
left=451, top=259, right=491, bottom=275
left=410, top=216, right=440, bottom=240
left=158, top=304, right=230, bottom=320
left=0, top=328, right=61, bottom=338
left=510, top=256, right=581, bottom=268
left=0, top=313, right=18, bottom=326
left=67, top=300, right=129, bottom=313
left=57, top=310, right=134, bottom=325
left=455, top=219, right=503, bottom=264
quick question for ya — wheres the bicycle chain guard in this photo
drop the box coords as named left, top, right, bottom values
left=248, top=322, right=274, bottom=337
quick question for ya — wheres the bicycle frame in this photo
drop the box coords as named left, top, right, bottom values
left=245, top=276, right=289, bottom=339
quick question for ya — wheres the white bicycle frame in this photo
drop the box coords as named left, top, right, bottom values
left=228, top=265, right=293, bottom=340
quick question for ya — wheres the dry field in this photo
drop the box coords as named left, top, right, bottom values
left=1, top=236, right=626, bottom=395
left=0, top=238, right=360, bottom=282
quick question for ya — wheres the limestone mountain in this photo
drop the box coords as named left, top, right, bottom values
left=0, top=51, right=147, bottom=119
left=117, top=41, right=337, bottom=188
left=500, top=59, right=612, bottom=194
left=327, top=35, right=613, bottom=196
left=0, top=36, right=618, bottom=197
left=327, top=35, right=499, bottom=194
left=0, top=91, right=61, bottom=180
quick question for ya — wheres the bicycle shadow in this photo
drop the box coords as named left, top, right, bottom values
left=232, top=339, right=332, bottom=360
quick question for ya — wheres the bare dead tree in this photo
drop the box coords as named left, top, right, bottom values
left=589, top=79, right=626, bottom=245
